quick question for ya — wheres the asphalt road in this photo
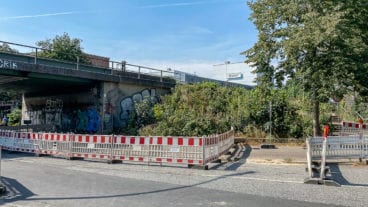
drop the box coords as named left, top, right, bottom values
left=0, top=151, right=366, bottom=207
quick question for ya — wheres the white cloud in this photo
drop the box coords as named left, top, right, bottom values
left=140, top=0, right=243, bottom=9
left=180, top=26, right=214, bottom=35
left=140, top=1, right=207, bottom=9
left=0, top=11, right=88, bottom=20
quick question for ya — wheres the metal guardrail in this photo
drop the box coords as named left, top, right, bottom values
left=0, top=40, right=174, bottom=83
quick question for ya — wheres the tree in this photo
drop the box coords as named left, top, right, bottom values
left=36, top=33, right=89, bottom=63
left=0, top=43, right=18, bottom=53
left=7, top=108, right=21, bottom=126
left=243, top=0, right=368, bottom=136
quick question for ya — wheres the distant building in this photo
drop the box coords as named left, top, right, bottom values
left=212, top=63, right=256, bottom=86
left=84, top=53, right=110, bottom=68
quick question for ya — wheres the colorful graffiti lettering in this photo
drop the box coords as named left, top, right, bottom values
left=119, top=89, right=158, bottom=128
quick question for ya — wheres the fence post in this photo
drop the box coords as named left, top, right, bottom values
left=109, top=134, right=114, bottom=163
left=306, top=138, right=312, bottom=178
left=359, top=124, right=363, bottom=162
left=138, top=66, right=141, bottom=79
left=77, top=56, right=79, bottom=70
left=121, top=61, right=126, bottom=72
left=202, top=136, right=206, bottom=168
left=68, top=133, right=74, bottom=160
left=35, top=48, right=38, bottom=64
left=11, top=131, right=16, bottom=152
left=320, top=126, right=329, bottom=180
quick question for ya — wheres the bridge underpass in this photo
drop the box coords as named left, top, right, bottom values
left=0, top=41, right=175, bottom=134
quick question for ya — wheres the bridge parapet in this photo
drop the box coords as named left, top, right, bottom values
left=0, top=40, right=175, bottom=87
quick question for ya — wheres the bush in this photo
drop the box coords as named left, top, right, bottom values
left=7, top=108, right=21, bottom=126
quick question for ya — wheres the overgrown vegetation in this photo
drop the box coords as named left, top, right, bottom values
left=7, top=108, right=21, bottom=126
left=136, top=82, right=326, bottom=138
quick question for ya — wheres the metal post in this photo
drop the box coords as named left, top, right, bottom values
left=138, top=66, right=141, bottom=79
left=122, top=61, right=126, bottom=72
left=320, top=138, right=327, bottom=179
left=306, top=139, right=312, bottom=178
left=109, top=134, right=114, bottom=163
left=77, top=56, right=79, bottom=70
left=225, top=61, right=230, bottom=87
left=160, top=71, right=163, bottom=82
left=360, top=124, right=363, bottom=162
left=101, top=93, right=106, bottom=134
left=202, top=136, right=206, bottom=167
left=320, top=125, right=329, bottom=180
left=35, top=48, right=38, bottom=64
left=269, top=101, right=272, bottom=145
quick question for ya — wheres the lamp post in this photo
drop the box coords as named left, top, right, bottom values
left=261, top=82, right=276, bottom=149
left=224, top=61, right=230, bottom=83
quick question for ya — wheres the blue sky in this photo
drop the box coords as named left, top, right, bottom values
left=0, top=0, right=257, bottom=84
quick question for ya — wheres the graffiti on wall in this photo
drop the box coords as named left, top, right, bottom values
left=26, top=98, right=101, bottom=133
left=44, top=99, right=63, bottom=126
left=75, top=108, right=101, bottom=133
left=119, top=89, right=158, bottom=128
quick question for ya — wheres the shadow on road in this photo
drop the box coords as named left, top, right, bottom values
left=1, top=171, right=255, bottom=202
left=211, top=144, right=252, bottom=171
left=0, top=176, right=35, bottom=203
left=1, top=150, right=36, bottom=160
left=328, top=163, right=368, bottom=187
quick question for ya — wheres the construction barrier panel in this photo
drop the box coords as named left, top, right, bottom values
left=0, top=128, right=235, bottom=168
left=111, top=136, right=150, bottom=163
left=37, top=132, right=71, bottom=158
left=71, top=134, right=112, bottom=160
left=12, top=131, right=38, bottom=153
left=0, top=130, right=14, bottom=151
left=204, top=128, right=235, bottom=164
left=335, top=121, right=367, bottom=136
left=308, top=135, right=368, bottom=160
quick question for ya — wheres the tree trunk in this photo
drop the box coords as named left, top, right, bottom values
left=312, top=88, right=321, bottom=136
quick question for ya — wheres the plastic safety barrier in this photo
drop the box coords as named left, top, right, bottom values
left=12, top=132, right=38, bottom=153
left=204, top=128, right=235, bottom=164
left=308, top=135, right=368, bottom=160
left=37, top=133, right=71, bottom=158
left=71, top=134, right=112, bottom=160
left=0, top=130, right=14, bottom=150
left=0, top=128, right=235, bottom=168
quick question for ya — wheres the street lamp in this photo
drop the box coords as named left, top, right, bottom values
left=224, top=61, right=230, bottom=82
left=261, top=86, right=276, bottom=149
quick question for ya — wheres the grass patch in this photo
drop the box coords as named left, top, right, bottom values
left=284, top=158, right=293, bottom=163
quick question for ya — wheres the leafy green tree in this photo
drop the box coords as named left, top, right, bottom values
left=36, top=32, right=89, bottom=63
left=243, top=0, right=368, bottom=136
left=0, top=43, right=18, bottom=53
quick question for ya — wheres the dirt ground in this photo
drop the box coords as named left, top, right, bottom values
left=246, top=145, right=307, bottom=164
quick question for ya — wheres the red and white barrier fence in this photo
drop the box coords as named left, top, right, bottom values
left=334, top=121, right=368, bottom=136
left=204, top=128, right=235, bottom=164
left=0, top=128, right=234, bottom=168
